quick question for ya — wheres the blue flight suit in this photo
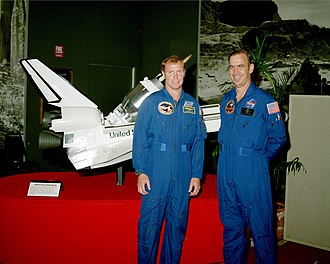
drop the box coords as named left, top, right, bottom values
left=133, top=88, right=207, bottom=264
left=217, top=82, right=286, bottom=264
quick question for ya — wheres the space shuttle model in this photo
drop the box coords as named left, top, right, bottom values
left=21, top=56, right=220, bottom=170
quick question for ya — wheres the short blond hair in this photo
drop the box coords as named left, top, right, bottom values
left=161, top=55, right=186, bottom=72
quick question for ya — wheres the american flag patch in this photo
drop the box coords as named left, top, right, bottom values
left=267, top=102, right=280, bottom=114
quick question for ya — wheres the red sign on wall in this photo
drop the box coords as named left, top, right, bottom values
left=54, top=45, right=65, bottom=58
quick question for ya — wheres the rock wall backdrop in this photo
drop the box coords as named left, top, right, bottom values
left=198, top=0, right=330, bottom=104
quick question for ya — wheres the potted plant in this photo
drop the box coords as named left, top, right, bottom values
left=270, top=156, right=306, bottom=240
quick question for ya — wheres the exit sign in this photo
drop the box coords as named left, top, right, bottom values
left=54, top=45, right=65, bottom=58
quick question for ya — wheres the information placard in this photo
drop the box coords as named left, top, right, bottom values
left=27, top=180, right=62, bottom=197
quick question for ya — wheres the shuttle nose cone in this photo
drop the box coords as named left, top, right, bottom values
left=182, top=54, right=192, bottom=64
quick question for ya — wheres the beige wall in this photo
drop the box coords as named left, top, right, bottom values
left=285, top=95, right=330, bottom=251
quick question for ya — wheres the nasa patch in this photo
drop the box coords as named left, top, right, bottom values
left=246, top=99, right=256, bottom=109
left=184, top=101, right=194, bottom=107
left=158, top=101, right=174, bottom=115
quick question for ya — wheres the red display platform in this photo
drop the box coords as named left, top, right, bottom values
left=0, top=172, right=223, bottom=264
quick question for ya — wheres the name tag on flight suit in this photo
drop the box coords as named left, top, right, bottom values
left=240, top=107, right=255, bottom=116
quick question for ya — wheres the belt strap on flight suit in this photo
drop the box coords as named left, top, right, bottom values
left=219, top=144, right=262, bottom=156
left=151, top=142, right=192, bottom=152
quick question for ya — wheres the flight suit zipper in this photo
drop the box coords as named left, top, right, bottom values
left=228, top=97, right=243, bottom=175
left=173, top=99, right=178, bottom=180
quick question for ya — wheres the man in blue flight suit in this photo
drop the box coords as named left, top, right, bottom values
left=132, top=55, right=207, bottom=264
left=217, top=49, right=286, bottom=263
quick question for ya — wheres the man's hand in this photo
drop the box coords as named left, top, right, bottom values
left=188, top=177, right=201, bottom=196
left=137, top=174, right=151, bottom=195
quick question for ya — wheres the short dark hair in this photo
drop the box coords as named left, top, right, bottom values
left=228, top=49, right=253, bottom=65
left=161, top=55, right=186, bottom=72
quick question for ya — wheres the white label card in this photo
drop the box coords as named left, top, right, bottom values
left=27, top=181, right=62, bottom=197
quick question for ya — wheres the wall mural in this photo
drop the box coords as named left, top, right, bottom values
left=0, top=0, right=27, bottom=133
left=198, top=0, right=330, bottom=105
left=0, top=0, right=28, bottom=174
